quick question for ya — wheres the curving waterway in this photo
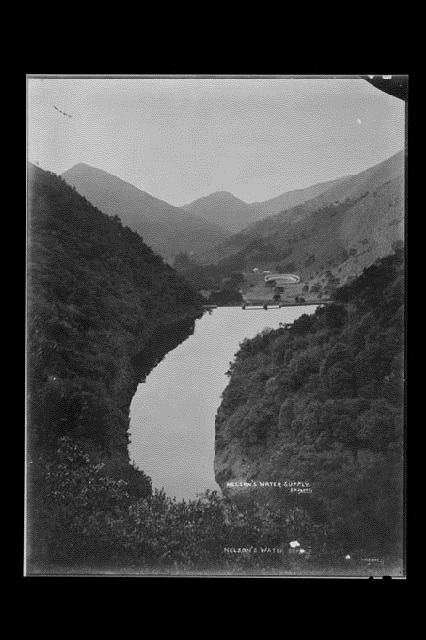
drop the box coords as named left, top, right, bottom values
left=129, top=305, right=318, bottom=501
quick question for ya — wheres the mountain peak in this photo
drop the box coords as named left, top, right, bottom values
left=61, top=163, right=230, bottom=257
left=65, top=162, right=95, bottom=172
left=184, top=191, right=248, bottom=206
left=181, top=191, right=252, bottom=233
left=212, top=190, right=246, bottom=201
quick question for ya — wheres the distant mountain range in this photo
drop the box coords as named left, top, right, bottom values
left=63, top=151, right=404, bottom=281
left=62, top=164, right=355, bottom=260
left=62, top=164, right=230, bottom=259
left=198, top=150, right=405, bottom=287
left=181, top=176, right=349, bottom=234
left=181, top=191, right=253, bottom=233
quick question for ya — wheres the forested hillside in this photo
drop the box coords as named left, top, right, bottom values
left=215, top=247, right=404, bottom=561
left=28, top=163, right=203, bottom=454
left=27, top=164, right=205, bottom=568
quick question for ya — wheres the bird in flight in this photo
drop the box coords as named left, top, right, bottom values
left=53, top=105, right=72, bottom=118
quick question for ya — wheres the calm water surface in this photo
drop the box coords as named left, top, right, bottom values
left=129, top=305, right=317, bottom=500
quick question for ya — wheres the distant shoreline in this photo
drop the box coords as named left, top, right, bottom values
left=203, top=301, right=328, bottom=309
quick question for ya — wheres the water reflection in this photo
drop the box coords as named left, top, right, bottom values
left=129, top=306, right=317, bottom=500
left=131, top=316, right=197, bottom=384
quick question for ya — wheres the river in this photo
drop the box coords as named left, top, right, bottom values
left=129, top=305, right=318, bottom=501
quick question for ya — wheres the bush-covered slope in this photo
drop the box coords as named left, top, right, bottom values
left=28, top=163, right=204, bottom=455
left=215, top=248, right=404, bottom=558
left=26, top=164, right=213, bottom=569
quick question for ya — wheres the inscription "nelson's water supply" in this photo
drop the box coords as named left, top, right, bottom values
left=226, top=480, right=312, bottom=493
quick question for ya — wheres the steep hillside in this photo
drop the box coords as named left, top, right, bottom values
left=307, top=149, right=404, bottom=207
left=247, top=175, right=350, bottom=222
left=27, top=163, right=208, bottom=569
left=214, top=248, right=404, bottom=559
left=28, top=163, right=203, bottom=457
left=62, top=163, right=230, bottom=258
left=200, top=151, right=404, bottom=288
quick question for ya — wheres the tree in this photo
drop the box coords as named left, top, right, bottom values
left=173, top=252, right=193, bottom=270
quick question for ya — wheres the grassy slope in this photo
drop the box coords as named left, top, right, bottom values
left=199, top=152, right=404, bottom=288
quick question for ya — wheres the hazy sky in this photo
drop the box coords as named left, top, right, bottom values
left=27, top=76, right=405, bottom=206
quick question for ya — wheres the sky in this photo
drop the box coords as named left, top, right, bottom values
left=27, top=76, right=405, bottom=207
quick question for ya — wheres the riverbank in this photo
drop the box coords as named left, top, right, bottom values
left=130, top=305, right=318, bottom=500
left=214, top=250, right=404, bottom=565
left=27, top=164, right=205, bottom=570
left=204, top=300, right=327, bottom=309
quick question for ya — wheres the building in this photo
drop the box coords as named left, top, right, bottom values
left=264, top=273, right=301, bottom=286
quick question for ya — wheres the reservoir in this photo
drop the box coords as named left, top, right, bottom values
left=129, top=305, right=318, bottom=501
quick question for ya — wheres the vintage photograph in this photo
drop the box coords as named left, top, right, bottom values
left=26, top=74, right=406, bottom=577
